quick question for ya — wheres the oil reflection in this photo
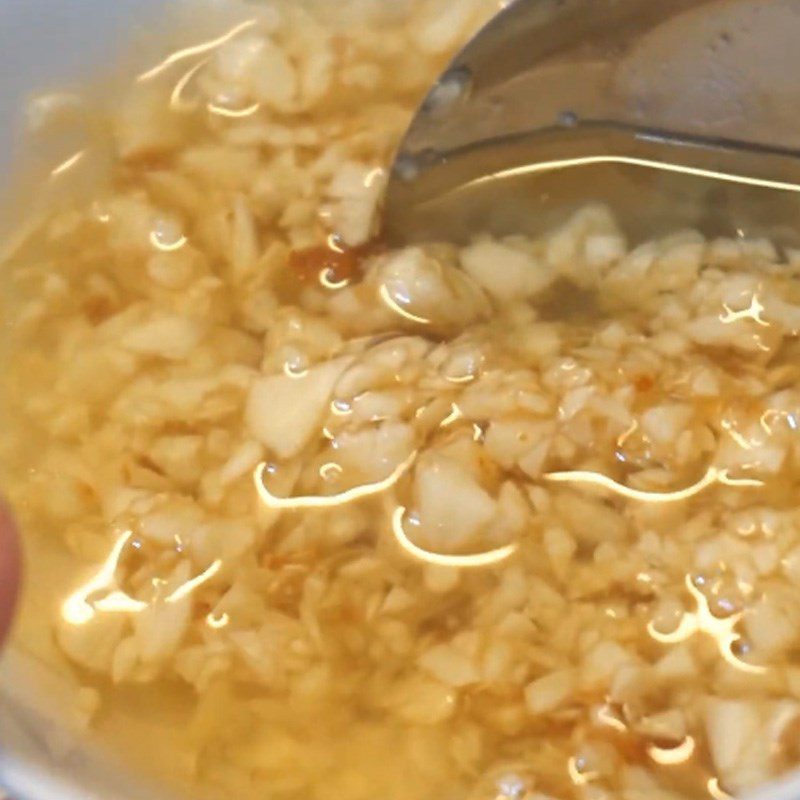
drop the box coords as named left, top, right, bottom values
left=327, top=234, right=346, bottom=254
left=719, top=294, right=769, bottom=326
left=138, top=20, right=258, bottom=82
left=207, top=101, right=261, bottom=119
left=331, top=399, right=353, bottom=417
left=444, top=373, right=476, bottom=385
left=378, top=284, right=432, bottom=325
left=319, top=268, right=350, bottom=290
left=647, top=736, right=696, bottom=766
left=391, top=505, right=517, bottom=568
left=50, top=150, right=85, bottom=179
left=544, top=466, right=764, bottom=503
left=206, top=611, right=230, bottom=630
left=149, top=229, right=188, bottom=253
left=252, top=446, right=767, bottom=573
left=615, top=419, right=639, bottom=451
left=721, top=418, right=756, bottom=451
left=707, top=777, right=734, bottom=800
left=253, top=451, right=417, bottom=510
left=319, top=462, right=344, bottom=482
left=468, top=154, right=800, bottom=196
left=168, top=560, right=222, bottom=602
left=440, top=403, right=462, bottom=427
left=169, top=58, right=208, bottom=112
left=567, top=755, right=600, bottom=787
left=647, top=574, right=766, bottom=675
left=62, top=532, right=144, bottom=624
left=760, top=408, right=798, bottom=436
left=283, top=361, right=309, bottom=379
left=61, top=531, right=222, bottom=627
left=595, top=704, right=627, bottom=733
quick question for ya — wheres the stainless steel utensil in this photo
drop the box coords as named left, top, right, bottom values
left=384, top=0, right=800, bottom=247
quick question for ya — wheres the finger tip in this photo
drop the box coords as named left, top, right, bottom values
left=0, top=504, right=21, bottom=645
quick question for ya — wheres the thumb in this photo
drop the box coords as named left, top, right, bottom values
left=0, top=503, right=20, bottom=647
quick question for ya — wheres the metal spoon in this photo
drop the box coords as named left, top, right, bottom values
left=384, top=0, right=800, bottom=247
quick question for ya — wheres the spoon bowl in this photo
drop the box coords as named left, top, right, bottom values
left=384, top=0, right=800, bottom=247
